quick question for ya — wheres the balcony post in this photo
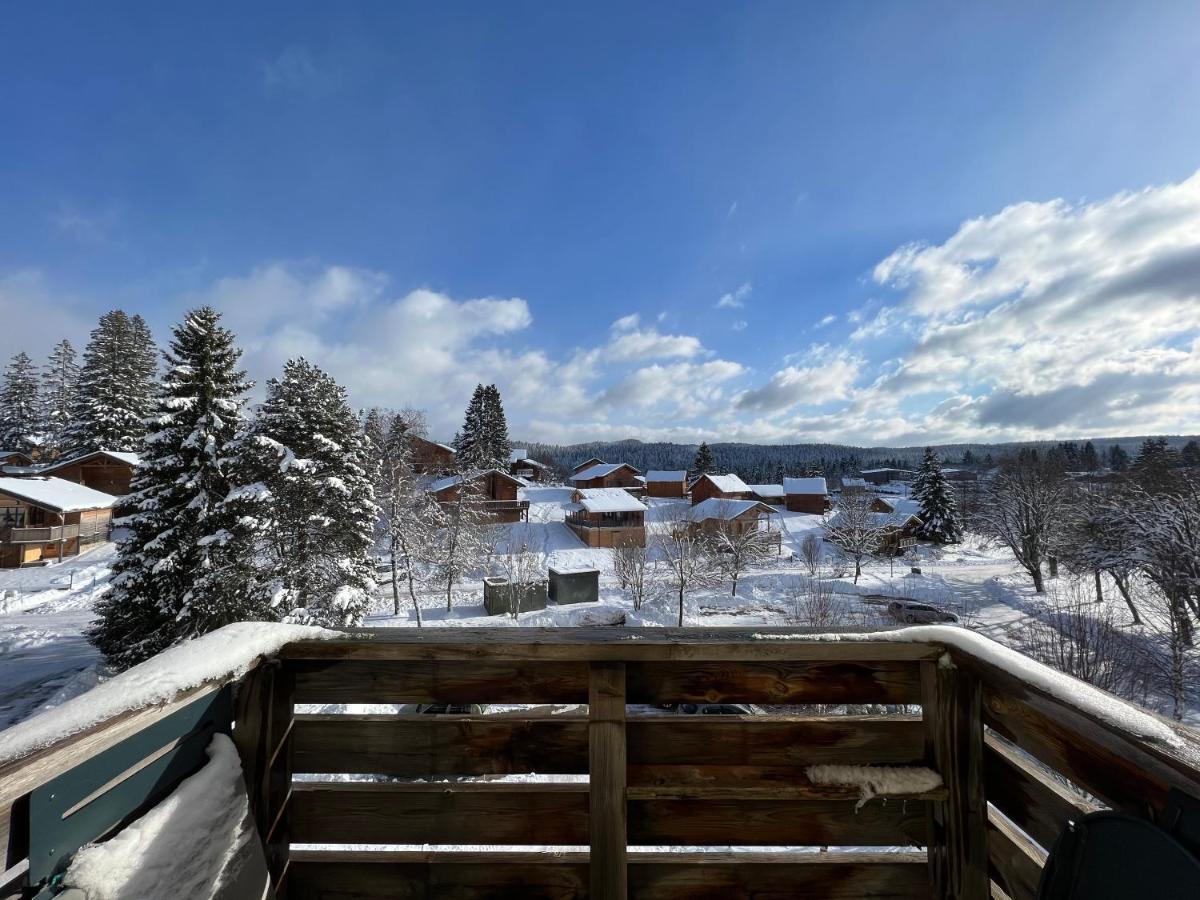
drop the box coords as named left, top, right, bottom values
left=589, top=660, right=627, bottom=900
left=922, top=659, right=988, bottom=899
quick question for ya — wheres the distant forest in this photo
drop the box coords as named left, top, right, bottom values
left=518, top=435, right=1200, bottom=483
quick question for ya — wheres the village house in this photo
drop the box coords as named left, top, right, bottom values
left=747, top=483, right=785, bottom=505
left=644, top=470, right=687, bottom=498
left=688, top=497, right=779, bottom=542
left=689, top=473, right=751, bottom=505
left=861, top=467, right=915, bottom=485
left=0, top=451, right=35, bottom=468
left=409, top=436, right=457, bottom=475
left=0, top=477, right=115, bottom=568
left=426, top=469, right=529, bottom=523
left=840, top=495, right=923, bottom=555
left=569, top=462, right=642, bottom=491
left=570, top=457, right=605, bottom=475
left=838, top=476, right=869, bottom=492
left=564, top=487, right=647, bottom=548
left=508, top=449, right=550, bottom=483
left=38, top=450, right=140, bottom=495
left=783, top=476, right=830, bottom=514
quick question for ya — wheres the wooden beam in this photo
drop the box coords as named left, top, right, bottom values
left=924, top=659, right=989, bottom=899
left=987, top=807, right=1047, bottom=900
left=589, top=661, right=628, bottom=900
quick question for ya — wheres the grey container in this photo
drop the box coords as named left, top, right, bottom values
left=483, top=577, right=548, bottom=616
left=548, top=567, right=600, bottom=605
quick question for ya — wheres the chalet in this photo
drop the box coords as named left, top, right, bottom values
left=644, top=470, right=687, bottom=498
left=0, top=450, right=34, bottom=468
left=783, top=476, right=829, bottom=514
left=565, top=487, right=647, bottom=548
left=426, top=469, right=529, bottom=523
left=748, top=483, right=785, bottom=505
left=571, top=457, right=605, bottom=475
left=508, top=449, right=550, bottom=483
left=689, top=498, right=777, bottom=539
left=409, top=436, right=457, bottom=475
left=569, top=462, right=642, bottom=491
left=39, top=450, right=139, bottom=495
left=861, top=467, right=915, bottom=485
left=839, top=476, right=869, bottom=492
left=829, top=495, right=922, bottom=555
left=689, top=473, right=751, bottom=505
left=0, top=476, right=115, bottom=567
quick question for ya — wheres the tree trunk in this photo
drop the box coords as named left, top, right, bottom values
left=1112, top=573, right=1141, bottom=625
left=678, top=585, right=685, bottom=627
left=1093, top=569, right=1103, bottom=605
left=390, top=547, right=402, bottom=616
left=853, top=558, right=861, bottom=584
left=731, top=572, right=738, bottom=596
left=1031, top=567, right=1045, bottom=593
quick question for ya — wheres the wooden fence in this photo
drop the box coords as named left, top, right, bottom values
left=3, top=626, right=1200, bottom=899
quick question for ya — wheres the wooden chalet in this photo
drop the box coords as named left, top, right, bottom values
left=831, top=495, right=922, bottom=555
left=748, top=483, right=785, bottom=505
left=783, top=476, right=830, bottom=514
left=643, top=470, right=687, bottom=498
left=569, top=462, right=642, bottom=491
left=565, top=487, right=647, bottom=547
left=0, top=476, right=114, bottom=567
left=38, top=450, right=139, bottom=495
left=689, top=473, right=751, bottom=505
left=571, top=457, right=605, bottom=475
left=6, top=624, right=1200, bottom=900
left=862, top=467, right=916, bottom=485
left=688, top=497, right=778, bottom=540
left=508, top=449, right=550, bottom=483
left=0, top=451, right=34, bottom=468
left=409, top=436, right=457, bottom=475
left=427, top=469, right=529, bottom=523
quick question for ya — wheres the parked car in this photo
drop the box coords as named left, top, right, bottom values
left=887, top=599, right=958, bottom=624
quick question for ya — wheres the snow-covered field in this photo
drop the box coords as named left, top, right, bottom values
left=0, top=485, right=1193, bottom=731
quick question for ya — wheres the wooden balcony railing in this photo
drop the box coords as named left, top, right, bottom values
left=3, top=626, right=1200, bottom=900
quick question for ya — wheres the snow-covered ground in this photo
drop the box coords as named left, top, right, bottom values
left=0, top=485, right=1194, bottom=731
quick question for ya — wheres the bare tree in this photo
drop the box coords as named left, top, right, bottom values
left=799, top=533, right=822, bottom=577
left=654, top=506, right=721, bottom=626
left=495, top=524, right=547, bottom=619
left=706, top=503, right=778, bottom=596
left=793, top=574, right=845, bottom=627
left=979, top=452, right=1071, bottom=593
left=823, top=491, right=888, bottom=584
left=612, top=537, right=652, bottom=611
left=431, top=479, right=490, bottom=610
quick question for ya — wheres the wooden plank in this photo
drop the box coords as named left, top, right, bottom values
left=279, top=627, right=943, bottom=662
left=983, top=733, right=1099, bottom=851
left=627, top=797, right=928, bottom=846
left=291, top=714, right=588, bottom=776
left=289, top=659, right=590, bottom=704
left=923, top=659, right=988, bottom=899
left=987, top=808, right=1046, bottom=900
left=626, top=660, right=922, bottom=705
left=286, top=858, right=587, bottom=899
left=589, top=661, right=627, bottom=900
left=627, top=772, right=947, bottom=801
left=288, top=782, right=590, bottom=845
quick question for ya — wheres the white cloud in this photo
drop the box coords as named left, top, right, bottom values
left=815, top=314, right=837, bottom=329
left=717, top=282, right=752, bottom=309
left=736, top=346, right=863, bottom=413
left=732, top=320, right=748, bottom=332
left=260, top=45, right=336, bottom=96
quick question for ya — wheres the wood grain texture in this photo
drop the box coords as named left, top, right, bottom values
left=290, top=659, right=590, bottom=705
left=288, top=782, right=590, bottom=845
left=589, top=661, right=627, bottom=900
left=986, top=808, right=1046, bottom=900
left=983, top=733, right=1099, bottom=852
left=626, top=660, right=922, bottom=705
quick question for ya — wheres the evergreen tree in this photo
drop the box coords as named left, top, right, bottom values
left=913, top=448, right=962, bottom=543
left=453, top=384, right=488, bottom=469
left=481, top=384, right=511, bottom=468
left=65, top=311, right=158, bottom=454
left=1108, top=443, right=1129, bottom=472
left=693, top=441, right=715, bottom=474
left=228, top=358, right=378, bottom=626
left=1079, top=440, right=1100, bottom=473
left=89, top=308, right=255, bottom=670
left=39, top=339, right=78, bottom=459
left=1182, top=440, right=1200, bottom=469
left=1133, top=438, right=1179, bottom=494
left=0, top=352, right=41, bottom=450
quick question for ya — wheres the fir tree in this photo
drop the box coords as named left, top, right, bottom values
left=65, top=310, right=158, bottom=455
left=1133, top=437, right=1179, bottom=494
left=0, top=352, right=41, bottom=450
left=1079, top=440, right=1100, bottom=473
left=39, top=339, right=78, bottom=459
left=89, top=308, right=255, bottom=670
left=453, top=384, right=488, bottom=469
left=227, top=358, right=378, bottom=626
left=913, top=448, right=962, bottom=544
left=481, top=384, right=511, bottom=468
left=1108, top=443, right=1129, bottom=472
left=693, top=441, right=715, bottom=475
left=1181, top=440, right=1200, bottom=469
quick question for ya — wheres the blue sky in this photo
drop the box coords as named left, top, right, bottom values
left=2, top=2, right=1200, bottom=444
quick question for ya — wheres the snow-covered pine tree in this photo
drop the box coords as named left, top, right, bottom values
left=65, top=311, right=159, bottom=455
left=913, top=447, right=961, bottom=543
left=229, top=358, right=377, bottom=627
left=0, top=352, right=41, bottom=451
left=39, top=339, right=78, bottom=459
left=89, top=307, right=256, bottom=670
left=453, top=384, right=487, bottom=469
left=482, top=383, right=511, bottom=468
left=693, top=441, right=715, bottom=474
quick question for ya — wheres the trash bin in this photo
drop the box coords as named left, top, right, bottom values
left=548, top=567, right=600, bottom=605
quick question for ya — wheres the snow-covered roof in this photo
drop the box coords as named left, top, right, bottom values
left=569, top=462, right=637, bottom=481
left=645, top=470, right=687, bottom=482
left=784, top=476, right=828, bottom=495
left=828, top=507, right=921, bottom=531
left=749, top=483, right=784, bottom=497
left=42, top=449, right=141, bottom=472
left=427, top=474, right=463, bottom=493
left=690, top=498, right=774, bottom=522
left=0, top=450, right=31, bottom=461
left=698, top=473, right=750, bottom=493
left=509, top=448, right=527, bottom=463
left=0, top=476, right=117, bottom=512
left=876, top=497, right=922, bottom=518
left=840, top=477, right=869, bottom=489
left=574, top=487, right=647, bottom=513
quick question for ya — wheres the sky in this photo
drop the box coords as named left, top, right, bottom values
left=2, top=1, right=1200, bottom=447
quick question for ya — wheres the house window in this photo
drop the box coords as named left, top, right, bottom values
left=0, top=507, right=26, bottom=527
